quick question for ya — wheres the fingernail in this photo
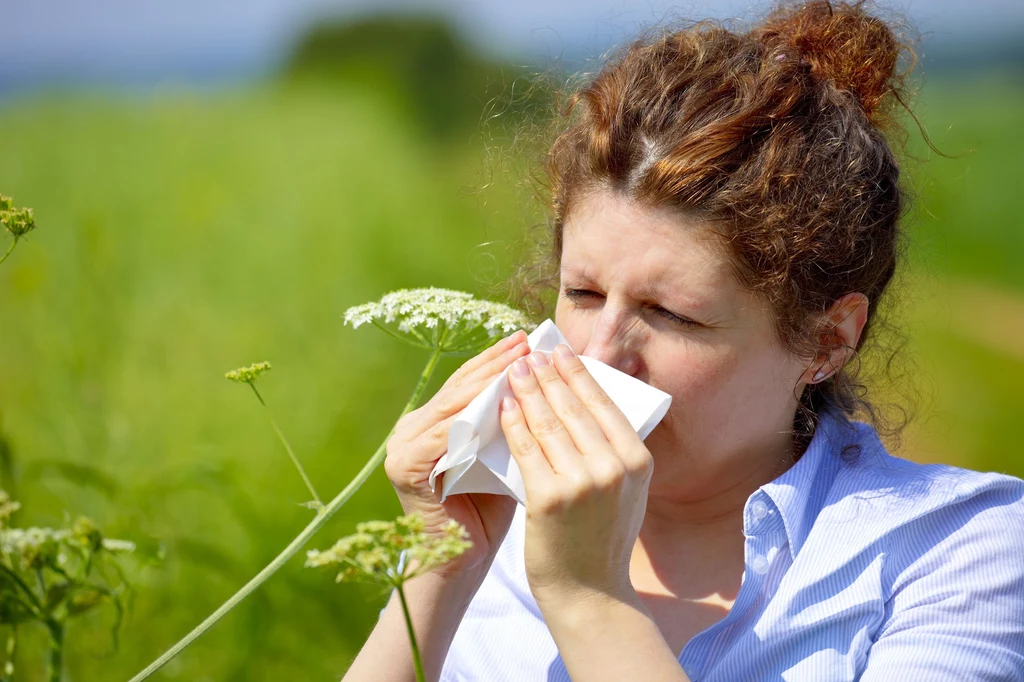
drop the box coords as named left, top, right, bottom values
left=512, top=358, right=531, bottom=377
left=502, top=396, right=515, bottom=411
left=555, top=344, right=574, bottom=359
left=527, top=351, right=548, bottom=367
left=813, top=371, right=826, bottom=382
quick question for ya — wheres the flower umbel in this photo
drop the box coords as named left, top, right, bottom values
left=0, top=194, right=38, bottom=267
left=343, top=287, right=535, bottom=355
left=0, top=208, right=34, bottom=239
left=305, top=513, right=471, bottom=586
left=0, top=195, right=35, bottom=239
left=224, top=361, right=272, bottom=384
left=0, top=517, right=135, bottom=572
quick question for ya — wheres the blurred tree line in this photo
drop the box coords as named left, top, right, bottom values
left=283, top=15, right=554, bottom=142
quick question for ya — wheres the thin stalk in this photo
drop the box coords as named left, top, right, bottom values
left=0, top=238, right=17, bottom=268
left=34, top=567, right=45, bottom=599
left=248, top=383, right=322, bottom=508
left=45, top=620, right=62, bottom=682
left=2, top=626, right=17, bottom=682
left=396, top=584, right=426, bottom=682
left=127, top=345, right=446, bottom=682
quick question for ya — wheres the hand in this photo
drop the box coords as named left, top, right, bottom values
left=385, top=330, right=530, bottom=580
left=500, top=344, right=653, bottom=608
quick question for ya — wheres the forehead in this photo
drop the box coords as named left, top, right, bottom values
left=561, top=189, right=742, bottom=301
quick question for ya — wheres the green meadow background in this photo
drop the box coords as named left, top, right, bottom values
left=0, top=18, right=1022, bottom=681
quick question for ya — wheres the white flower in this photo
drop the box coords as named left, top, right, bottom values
left=0, top=526, right=64, bottom=569
left=101, top=538, right=137, bottom=553
left=343, top=287, right=535, bottom=355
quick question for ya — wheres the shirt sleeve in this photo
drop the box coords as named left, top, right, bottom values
left=860, top=479, right=1024, bottom=681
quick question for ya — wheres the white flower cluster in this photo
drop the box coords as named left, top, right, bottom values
left=343, top=287, right=536, bottom=355
left=0, top=523, right=136, bottom=571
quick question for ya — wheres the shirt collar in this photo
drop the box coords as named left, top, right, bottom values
left=757, top=409, right=854, bottom=560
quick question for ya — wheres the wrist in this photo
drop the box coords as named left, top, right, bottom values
left=536, top=586, right=688, bottom=682
left=532, top=569, right=634, bottom=606
left=401, top=562, right=488, bottom=617
left=533, top=579, right=641, bottom=617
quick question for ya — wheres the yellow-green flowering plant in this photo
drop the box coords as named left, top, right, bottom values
left=224, top=361, right=324, bottom=512
left=0, top=490, right=134, bottom=682
left=0, top=195, right=36, bottom=268
left=306, top=513, right=472, bottom=682
left=129, top=287, right=535, bottom=681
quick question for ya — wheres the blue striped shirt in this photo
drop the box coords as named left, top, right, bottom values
left=425, top=409, right=1024, bottom=680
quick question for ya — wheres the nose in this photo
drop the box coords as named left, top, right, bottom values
left=581, top=307, right=642, bottom=377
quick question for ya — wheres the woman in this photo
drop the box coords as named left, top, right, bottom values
left=350, top=1, right=1024, bottom=680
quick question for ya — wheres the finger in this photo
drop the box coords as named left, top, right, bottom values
left=499, top=395, right=556, bottom=496
left=401, top=335, right=529, bottom=439
left=507, top=356, right=586, bottom=476
left=406, top=410, right=461, bottom=464
left=443, top=329, right=527, bottom=390
left=551, top=344, right=643, bottom=459
left=386, top=410, right=463, bottom=490
left=519, top=349, right=614, bottom=463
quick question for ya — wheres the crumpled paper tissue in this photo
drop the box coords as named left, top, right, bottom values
left=428, top=319, right=672, bottom=506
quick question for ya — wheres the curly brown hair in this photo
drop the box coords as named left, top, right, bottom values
left=494, top=0, right=937, bottom=452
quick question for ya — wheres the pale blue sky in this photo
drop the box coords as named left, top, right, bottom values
left=2, top=0, right=1021, bottom=91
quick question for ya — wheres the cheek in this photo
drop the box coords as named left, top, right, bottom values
left=656, top=345, right=739, bottom=408
left=656, top=342, right=800, bottom=436
left=554, top=299, right=586, bottom=350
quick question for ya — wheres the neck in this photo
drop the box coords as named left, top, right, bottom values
left=629, top=428, right=798, bottom=601
left=640, top=433, right=796, bottom=550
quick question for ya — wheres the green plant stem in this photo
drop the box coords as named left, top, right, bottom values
left=127, top=345, right=446, bottom=682
left=45, top=620, right=62, bottom=682
left=0, top=238, right=18, bottom=268
left=396, top=583, right=426, bottom=682
left=2, top=626, right=17, bottom=682
left=248, top=383, right=323, bottom=508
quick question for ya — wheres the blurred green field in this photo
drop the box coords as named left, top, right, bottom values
left=0, top=67, right=1021, bottom=680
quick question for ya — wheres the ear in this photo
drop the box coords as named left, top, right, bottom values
left=799, top=292, right=869, bottom=385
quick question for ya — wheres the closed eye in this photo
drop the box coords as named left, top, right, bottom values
left=562, top=288, right=699, bottom=327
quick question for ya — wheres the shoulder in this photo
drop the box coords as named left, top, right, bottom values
left=836, top=432, right=1024, bottom=678
left=822, top=418, right=1024, bottom=583
left=827, top=418, right=1024, bottom=522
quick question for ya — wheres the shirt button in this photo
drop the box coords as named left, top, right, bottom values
left=752, top=500, right=769, bottom=521
left=752, top=555, right=770, bottom=575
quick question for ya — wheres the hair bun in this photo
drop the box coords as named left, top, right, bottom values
left=752, top=1, right=908, bottom=123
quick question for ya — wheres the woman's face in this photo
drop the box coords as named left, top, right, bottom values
left=555, top=188, right=810, bottom=500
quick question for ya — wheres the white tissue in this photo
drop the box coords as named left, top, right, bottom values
left=427, top=319, right=672, bottom=506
